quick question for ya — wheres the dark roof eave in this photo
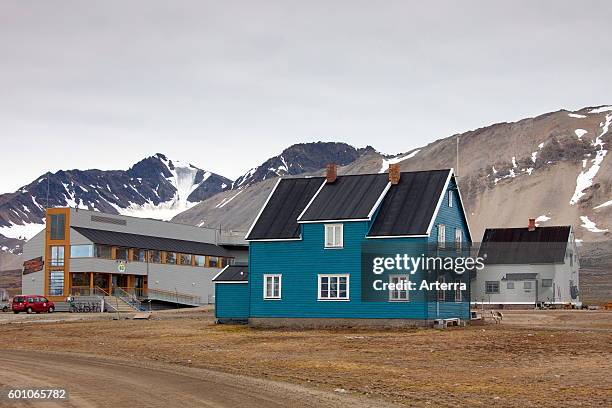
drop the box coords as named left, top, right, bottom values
left=71, top=226, right=231, bottom=257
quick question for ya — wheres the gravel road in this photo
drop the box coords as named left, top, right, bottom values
left=0, top=350, right=390, bottom=408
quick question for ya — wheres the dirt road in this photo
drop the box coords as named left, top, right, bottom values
left=0, top=310, right=610, bottom=407
left=0, top=350, right=388, bottom=408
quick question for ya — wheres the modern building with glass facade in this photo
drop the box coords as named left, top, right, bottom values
left=21, top=207, right=246, bottom=306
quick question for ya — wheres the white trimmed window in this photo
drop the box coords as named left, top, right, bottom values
left=485, top=281, right=500, bottom=294
left=438, top=224, right=446, bottom=249
left=507, top=281, right=515, bottom=289
left=318, top=274, right=349, bottom=300
left=455, top=228, right=462, bottom=252
left=324, top=224, right=343, bottom=248
left=454, top=278, right=462, bottom=302
left=448, top=190, right=453, bottom=207
left=263, top=274, right=281, bottom=299
left=437, top=276, right=445, bottom=301
left=389, top=275, right=409, bottom=301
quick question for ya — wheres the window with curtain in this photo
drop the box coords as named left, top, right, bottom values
left=264, top=275, right=282, bottom=299
left=324, top=224, right=343, bottom=248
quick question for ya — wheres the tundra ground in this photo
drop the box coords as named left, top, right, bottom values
left=0, top=309, right=610, bottom=407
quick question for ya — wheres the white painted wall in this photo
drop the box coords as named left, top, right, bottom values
left=21, top=230, right=46, bottom=294
left=472, top=261, right=578, bottom=305
left=147, top=264, right=219, bottom=304
left=22, top=270, right=44, bottom=294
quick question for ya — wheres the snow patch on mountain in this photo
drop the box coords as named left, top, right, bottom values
left=117, top=199, right=199, bottom=221
left=594, top=200, right=612, bottom=209
left=569, top=113, right=611, bottom=205
left=215, top=191, right=243, bottom=209
left=574, top=129, right=587, bottom=139
left=568, top=113, right=587, bottom=118
left=589, top=106, right=612, bottom=114
left=0, top=222, right=45, bottom=241
left=116, top=158, right=215, bottom=220
left=233, top=168, right=257, bottom=189
left=580, top=216, right=608, bottom=233
left=379, top=150, right=420, bottom=173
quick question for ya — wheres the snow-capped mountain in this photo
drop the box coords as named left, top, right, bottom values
left=0, top=153, right=231, bottom=253
left=231, top=142, right=373, bottom=189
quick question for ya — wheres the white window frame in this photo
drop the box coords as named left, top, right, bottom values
left=263, top=274, right=282, bottom=300
left=324, top=224, right=343, bottom=248
left=438, top=224, right=446, bottom=249
left=485, top=281, right=500, bottom=294
left=437, top=276, right=445, bottom=302
left=507, top=281, right=515, bottom=289
left=523, top=281, right=532, bottom=290
left=389, top=275, right=410, bottom=302
left=318, top=274, right=349, bottom=301
left=454, top=278, right=462, bottom=302
left=448, top=190, right=453, bottom=207
left=455, top=228, right=462, bottom=252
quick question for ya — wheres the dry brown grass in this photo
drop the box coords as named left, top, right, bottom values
left=0, top=310, right=610, bottom=407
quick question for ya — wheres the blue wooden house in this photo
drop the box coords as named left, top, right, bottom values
left=213, top=165, right=472, bottom=326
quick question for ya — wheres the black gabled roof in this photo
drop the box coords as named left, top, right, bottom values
left=367, top=169, right=452, bottom=237
left=299, top=173, right=389, bottom=222
left=72, top=226, right=230, bottom=257
left=503, top=273, right=538, bottom=281
left=246, top=177, right=325, bottom=240
left=212, top=265, right=248, bottom=282
left=478, top=226, right=571, bottom=264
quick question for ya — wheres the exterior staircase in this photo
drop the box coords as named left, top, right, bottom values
left=70, top=286, right=198, bottom=312
left=103, top=296, right=139, bottom=312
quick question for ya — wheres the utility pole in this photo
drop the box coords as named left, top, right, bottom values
left=456, top=134, right=460, bottom=177
left=46, top=173, right=50, bottom=209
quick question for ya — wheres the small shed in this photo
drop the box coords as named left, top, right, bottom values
left=212, top=264, right=249, bottom=323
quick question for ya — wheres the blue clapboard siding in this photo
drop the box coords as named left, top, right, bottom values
left=215, top=283, right=250, bottom=319
left=427, top=178, right=471, bottom=317
left=248, top=178, right=471, bottom=321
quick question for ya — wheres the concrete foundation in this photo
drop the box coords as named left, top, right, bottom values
left=247, top=317, right=433, bottom=329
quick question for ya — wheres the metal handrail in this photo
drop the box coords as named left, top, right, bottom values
left=93, top=286, right=110, bottom=297
left=116, top=287, right=201, bottom=306
left=112, top=286, right=143, bottom=311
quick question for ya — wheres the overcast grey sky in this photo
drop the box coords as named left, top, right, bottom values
left=1, top=1, right=611, bottom=193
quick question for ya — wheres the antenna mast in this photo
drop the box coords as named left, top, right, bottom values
left=456, top=134, right=459, bottom=177
left=46, top=173, right=50, bottom=209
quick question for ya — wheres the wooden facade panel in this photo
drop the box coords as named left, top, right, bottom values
left=215, top=284, right=250, bottom=319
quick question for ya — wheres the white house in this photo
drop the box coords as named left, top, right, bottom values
left=472, top=219, right=580, bottom=308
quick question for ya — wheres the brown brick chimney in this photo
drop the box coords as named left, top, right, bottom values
left=389, top=163, right=401, bottom=185
left=326, top=163, right=337, bottom=183
left=528, top=218, right=536, bottom=231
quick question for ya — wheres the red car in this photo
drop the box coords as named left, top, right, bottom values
left=12, top=295, right=55, bottom=314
